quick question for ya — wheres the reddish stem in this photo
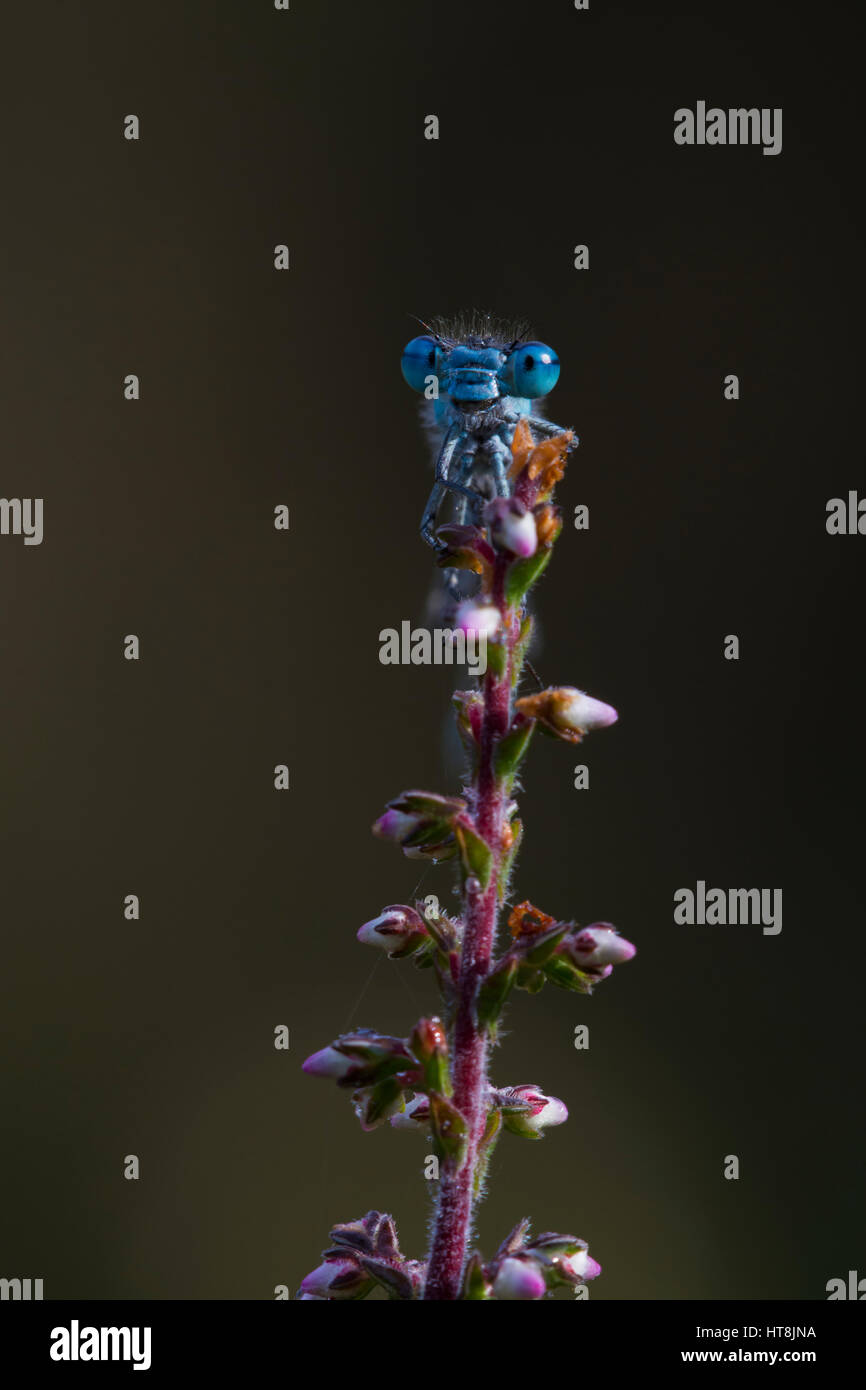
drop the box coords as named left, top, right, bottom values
left=424, top=564, right=514, bottom=1300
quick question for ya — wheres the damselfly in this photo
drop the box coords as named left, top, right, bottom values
left=401, top=312, right=577, bottom=590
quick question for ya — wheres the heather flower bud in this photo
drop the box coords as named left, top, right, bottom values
left=526, top=1235, right=603, bottom=1288
left=390, top=1093, right=431, bottom=1130
left=500, top=1085, right=568, bottom=1138
left=565, top=923, right=636, bottom=968
left=515, top=686, right=618, bottom=743
left=410, top=1015, right=447, bottom=1063
left=373, top=791, right=466, bottom=855
left=302, top=1030, right=413, bottom=1088
left=357, top=905, right=427, bottom=957
left=453, top=601, right=501, bottom=640
left=484, top=497, right=538, bottom=558
left=409, top=1015, right=449, bottom=1092
left=371, top=808, right=426, bottom=844
left=553, top=688, right=618, bottom=732
left=492, top=1256, right=547, bottom=1301
left=299, top=1256, right=374, bottom=1300
left=301, top=1046, right=356, bottom=1082
left=560, top=1249, right=602, bottom=1283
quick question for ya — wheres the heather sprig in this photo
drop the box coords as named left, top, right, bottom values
left=299, top=418, right=635, bottom=1300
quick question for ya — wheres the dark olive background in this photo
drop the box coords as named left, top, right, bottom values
left=1, top=1, right=863, bottom=1300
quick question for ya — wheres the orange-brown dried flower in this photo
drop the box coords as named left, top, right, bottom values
left=508, top=900, right=557, bottom=939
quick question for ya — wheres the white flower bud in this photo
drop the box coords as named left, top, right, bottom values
left=356, top=907, right=425, bottom=953
left=553, top=688, right=618, bottom=733
left=568, top=924, right=636, bottom=967
left=501, top=1085, right=569, bottom=1137
left=485, top=497, right=538, bottom=558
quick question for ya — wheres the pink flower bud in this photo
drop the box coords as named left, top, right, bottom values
left=453, top=601, right=501, bottom=640
left=299, top=1257, right=372, bottom=1300
left=390, top=1093, right=431, bottom=1130
left=372, top=793, right=465, bottom=859
left=301, top=1046, right=355, bottom=1081
left=567, top=924, right=636, bottom=968
left=485, top=497, right=538, bottom=557
left=492, top=1256, right=547, bottom=1300
left=302, top=1031, right=413, bottom=1087
left=371, top=808, right=426, bottom=843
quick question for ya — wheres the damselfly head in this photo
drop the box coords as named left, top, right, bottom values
left=402, top=314, right=560, bottom=408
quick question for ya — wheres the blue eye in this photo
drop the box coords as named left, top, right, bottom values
left=506, top=341, right=560, bottom=398
left=401, top=335, right=438, bottom=393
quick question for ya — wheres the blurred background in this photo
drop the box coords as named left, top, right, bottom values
left=1, top=0, right=863, bottom=1299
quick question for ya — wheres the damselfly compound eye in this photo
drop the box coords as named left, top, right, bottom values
left=401, top=335, right=438, bottom=393
left=506, top=341, right=560, bottom=398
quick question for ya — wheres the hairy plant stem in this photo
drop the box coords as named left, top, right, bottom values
left=423, top=561, right=514, bottom=1300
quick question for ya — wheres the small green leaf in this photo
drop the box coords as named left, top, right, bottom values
left=462, top=1253, right=491, bottom=1300
left=505, top=546, right=553, bottom=607
left=419, top=904, right=459, bottom=954
left=516, top=964, right=546, bottom=993
left=523, top=924, right=570, bottom=966
left=485, top=635, right=507, bottom=680
left=452, top=690, right=482, bottom=760
left=360, top=1077, right=404, bottom=1128
left=543, top=955, right=596, bottom=994
left=494, top=720, right=535, bottom=783
left=455, top=822, right=493, bottom=889
left=514, top=612, right=534, bottom=669
left=476, top=956, right=518, bottom=1031
left=499, top=818, right=523, bottom=899
left=400, top=818, right=452, bottom=849
left=408, top=1018, right=449, bottom=1095
left=428, top=1091, right=469, bottom=1161
left=473, top=1108, right=503, bottom=1198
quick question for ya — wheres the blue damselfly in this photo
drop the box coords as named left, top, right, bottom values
left=401, top=312, right=577, bottom=589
